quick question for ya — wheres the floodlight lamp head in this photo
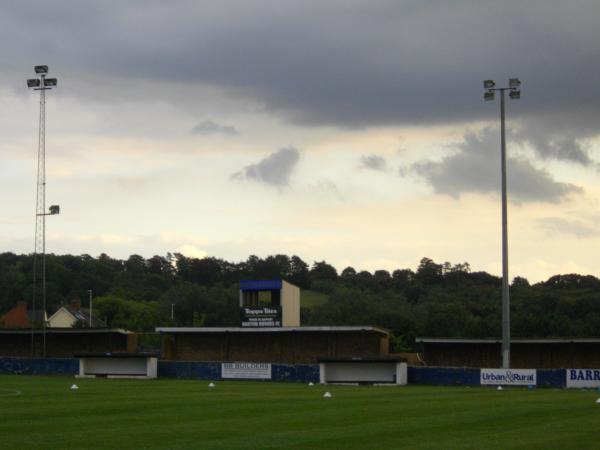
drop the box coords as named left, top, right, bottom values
left=49, top=205, right=60, bottom=215
left=44, top=78, right=57, bottom=87
left=27, top=79, right=41, bottom=88
left=484, top=80, right=495, bottom=89
left=484, top=91, right=495, bottom=101
left=509, top=90, right=521, bottom=100
left=34, top=65, right=48, bottom=74
left=509, top=78, right=521, bottom=88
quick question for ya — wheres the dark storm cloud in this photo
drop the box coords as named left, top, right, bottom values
left=410, top=129, right=582, bottom=203
left=3, top=1, right=600, bottom=148
left=192, top=120, right=239, bottom=136
left=232, top=147, right=300, bottom=187
left=360, top=155, right=387, bottom=172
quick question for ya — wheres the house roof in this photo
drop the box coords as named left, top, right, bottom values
left=50, top=305, right=107, bottom=327
left=1, top=303, right=46, bottom=328
left=65, top=306, right=106, bottom=327
left=26, top=310, right=47, bottom=322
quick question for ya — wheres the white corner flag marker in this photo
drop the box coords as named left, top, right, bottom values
left=323, top=391, right=332, bottom=398
left=70, top=384, right=79, bottom=390
left=208, top=382, right=215, bottom=388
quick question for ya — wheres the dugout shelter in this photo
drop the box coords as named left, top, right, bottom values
left=417, top=338, right=600, bottom=369
left=158, top=326, right=390, bottom=364
left=0, top=328, right=136, bottom=358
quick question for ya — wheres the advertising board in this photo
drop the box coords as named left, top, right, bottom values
left=566, top=369, right=600, bottom=388
left=222, top=362, right=272, bottom=379
left=240, top=306, right=281, bottom=327
left=480, top=368, right=536, bottom=386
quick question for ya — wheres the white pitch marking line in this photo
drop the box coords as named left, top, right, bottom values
left=0, top=389, right=22, bottom=397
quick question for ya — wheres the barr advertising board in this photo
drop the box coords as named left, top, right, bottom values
left=480, top=368, right=536, bottom=386
left=222, top=362, right=272, bottom=379
left=566, top=369, right=600, bottom=388
left=240, top=306, right=281, bottom=327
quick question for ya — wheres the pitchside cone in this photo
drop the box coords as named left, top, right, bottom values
left=497, top=386, right=503, bottom=391
left=595, top=398, right=600, bottom=404
left=70, top=384, right=79, bottom=390
left=323, top=391, right=332, bottom=398
left=308, top=382, right=314, bottom=386
left=208, top=382, right=215, bottom=388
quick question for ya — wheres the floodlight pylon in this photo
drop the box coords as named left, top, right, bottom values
left=483, top=78, right=522, bottom=369
left=28, top=65, right=59, bottom=358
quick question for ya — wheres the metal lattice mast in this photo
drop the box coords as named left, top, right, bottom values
left=31, top=74, right=45, bottom=358
left=27, top=66, right=59, bottom=358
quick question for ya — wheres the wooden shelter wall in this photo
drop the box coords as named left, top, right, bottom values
left=0, top=333, right=129, bottom=358
left=166, top=331, right=386, bottom=364
left=423, top=342, right=600, bottom=368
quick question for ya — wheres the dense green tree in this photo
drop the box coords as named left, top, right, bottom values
left=289, top=255, right=310, bottom=288
left=94, top=294, right=161, bottom=331
left=124, top=254, right=147, bottom=275
left=0, top=258, right=27, bottom=311
left=341, top=266, right=356, bottom=279
left=310, top=261, right=338, bottom=284
left=2, top=252, right=600, bottom=349
left=415, top=257, right=444, bottom=286
left=512, top=276, right=530, bottom=287
left=159, top=282, right=238, bottom=327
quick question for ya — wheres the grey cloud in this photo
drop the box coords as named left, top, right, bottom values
left=3, top=1, right=600, bottom=140
left=232, top=147, right=300, bottom=187
left=514, top=116, right=594, bottom=166
left=192, top=120, right=239, bottom=136
left=537, top=217, right=599, bottom=238
left=315, top=180, right=345, bottom=202
left=410, top=129, right=582, bottom=203
left=360, top=155, right=387, bottom=172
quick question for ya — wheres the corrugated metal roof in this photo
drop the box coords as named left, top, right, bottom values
left=317, top=356, right=405, bottom=363
left=415, top=337, right=600, bottom=344
left=74, top=352, right=159, bottom=358
left=0, top=328, right=131, bottom=334
left=156, top=326, right=390, bottom=335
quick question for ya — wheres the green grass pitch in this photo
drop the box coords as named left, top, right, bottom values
left=1, top=375, right=599, bottom=449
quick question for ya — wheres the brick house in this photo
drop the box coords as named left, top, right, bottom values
left=1, top=301, right=47, bottom=328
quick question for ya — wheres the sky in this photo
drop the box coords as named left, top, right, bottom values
left=2, top=0, right=600, bottom=282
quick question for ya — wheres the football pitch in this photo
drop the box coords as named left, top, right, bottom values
left=1, top=375, right=599, bottom=450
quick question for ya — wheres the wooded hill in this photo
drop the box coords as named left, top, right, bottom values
left=1, top=252, right=600, bottom=350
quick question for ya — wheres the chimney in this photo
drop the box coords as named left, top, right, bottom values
left=71, top=298, right=81, bottom=310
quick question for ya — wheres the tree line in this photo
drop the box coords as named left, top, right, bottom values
left=1, top=252, right=600, bottom=349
